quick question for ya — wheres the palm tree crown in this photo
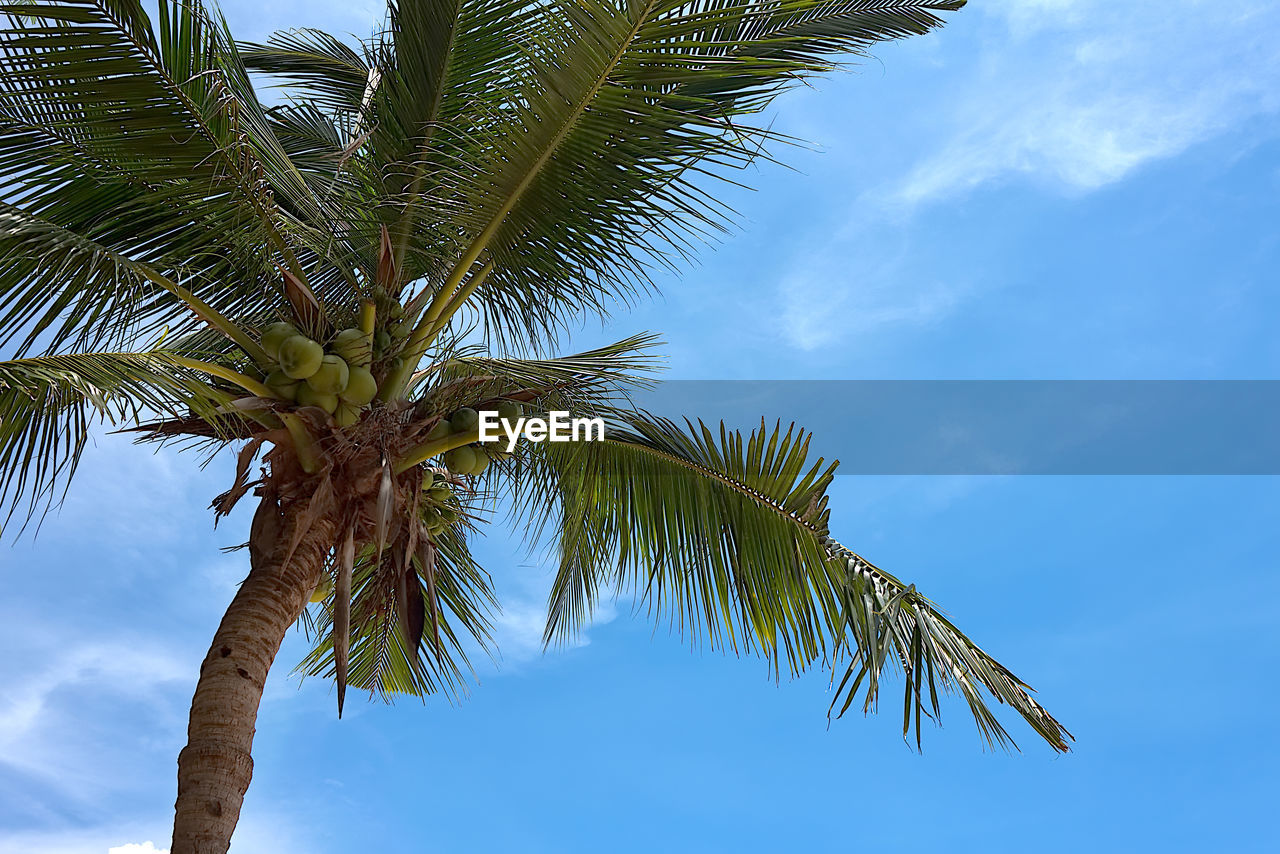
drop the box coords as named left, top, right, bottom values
left=1, top=0, right=1067, bottom=849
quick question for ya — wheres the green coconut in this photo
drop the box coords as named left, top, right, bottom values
left=331, top=328, right=372, bottom=367
left=278, top=335, right=324, bottom=379
left=340, top=366, right=378, bottom=405
left=468, top=449, right=490, bottom=477
left=308, top=575, right=333, bottom=603
left=449, top=407, right=479, bottom=434
left=426, top=519, right=447, bottom=536
left=264, top=369, right=299, bottom=402
left=305, top=354, right=350, bottom=394
left=296, top=384, right=339, bottom=414
left=374, top=329, right=393, bottom=355
left=497, top=400, right=522, bottom=423
left=260, top=321, right=299, bottom=359
left=438, top=506, right=459, bottom=524
left=426, top=419, right=451, bottom=442
left=443, top=445, right=476, bottom=474
left=334, top=401, right=362, bottom=428
left=428, top=486, right=453, bottom=502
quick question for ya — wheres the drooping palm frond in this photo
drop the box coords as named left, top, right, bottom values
left=520, top=412, right=1071, bottom=751
left=527, top=415, right=842, bottom=671
left=822, top=538, right=1071, bottom=751
left=0, top=350, right=229, bottom=531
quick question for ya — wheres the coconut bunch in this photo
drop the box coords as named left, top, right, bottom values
left=223, top=429, right=489, bottom=713
left=427, top=401, right=524, bottom=478
left=259, top=321, right=380, bottom=427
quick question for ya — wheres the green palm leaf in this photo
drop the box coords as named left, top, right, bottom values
left=0, top=349, right=227, bottom=531
left=381, top=0, right=967, bottom=357
left=524, top=413, right=1071, bottom=751
left=240, top=28, right=373, bottom=116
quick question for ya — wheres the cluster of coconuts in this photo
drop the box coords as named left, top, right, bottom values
left=427, top=400, right=524, bottom=477
left=259, top=322, right=380, bottom=427
left=420, top=474, right=460, bottom=535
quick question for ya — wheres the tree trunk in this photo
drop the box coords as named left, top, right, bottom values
left=170, top=497, right=336, bottom=854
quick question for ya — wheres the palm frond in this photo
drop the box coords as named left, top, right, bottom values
left=528, top=414, right=842, bottom=668
left=0, top=0, right=362, bottom=346
left=521, top=411, right=1070, bottom=751
left=424, top=332, right=664, bottom=398
left=240, top=27, right=372, bottom=116
left=385, top=0, right=964, bottom=352
left=0, top=349, right=227, bottom=532
left=822, top=538, right=1071, bottom=752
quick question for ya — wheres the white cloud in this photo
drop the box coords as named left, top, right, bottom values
left=777, top=230, right=970, bottom=351
left=0, top=621, right=193, bottom=807
left=489, top=568, right=619, bottom=665
left=884, top=0, right=1280, bottom=208
left=781, top=269, right=964, bottom=351
left=110, top=844, right=168, bottom=854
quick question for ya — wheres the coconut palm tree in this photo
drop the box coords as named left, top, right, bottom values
left=0, top=0, right=1070, bottom=851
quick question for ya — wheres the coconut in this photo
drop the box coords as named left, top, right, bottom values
left=428, top=486, right=453, bottom=502
left=483, top=438, right=511, bottom=459
left=278, top=335, right=324, bottom=379
left=340, top=366, right=378, bottom=405
left=264, top=369, right=299, bottom=401
left=331, top=328, right=373, bottom=367
left=497, top=400, right=522, bottom=423
left=468, top=449, right=490, bottom=476
left=443, top=445, right=476, bottom=474
left=334, top=401, right=362, bottom=428
left=308, top=575, right=333, bottom=603
left=374, top=330, right=393, bottom=355
left=438, top=506, right=459, bottom=524
left=305, top=355, right=350, bottom=394
left=296, top=384, right=339, bottom=414
left=260, top=321, right=299, bottom=359
left=449, top=407, right=479, bottom=434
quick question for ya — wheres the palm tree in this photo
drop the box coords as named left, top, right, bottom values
left=0, top=0, right=1069, bottom=851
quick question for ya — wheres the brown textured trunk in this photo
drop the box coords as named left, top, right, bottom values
left=170, top=496, right=336, bottom=854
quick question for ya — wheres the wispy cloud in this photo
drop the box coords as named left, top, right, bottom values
left=487, top=552, right=619, bottom=666
left=0, top=632, right=189, bottom=801
left=780, top=259, right=966, bottom=351
left=884, top=0, right=1280, bottom=208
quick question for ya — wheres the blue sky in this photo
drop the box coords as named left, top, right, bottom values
left=2, top=1, right=1279, bottom=851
